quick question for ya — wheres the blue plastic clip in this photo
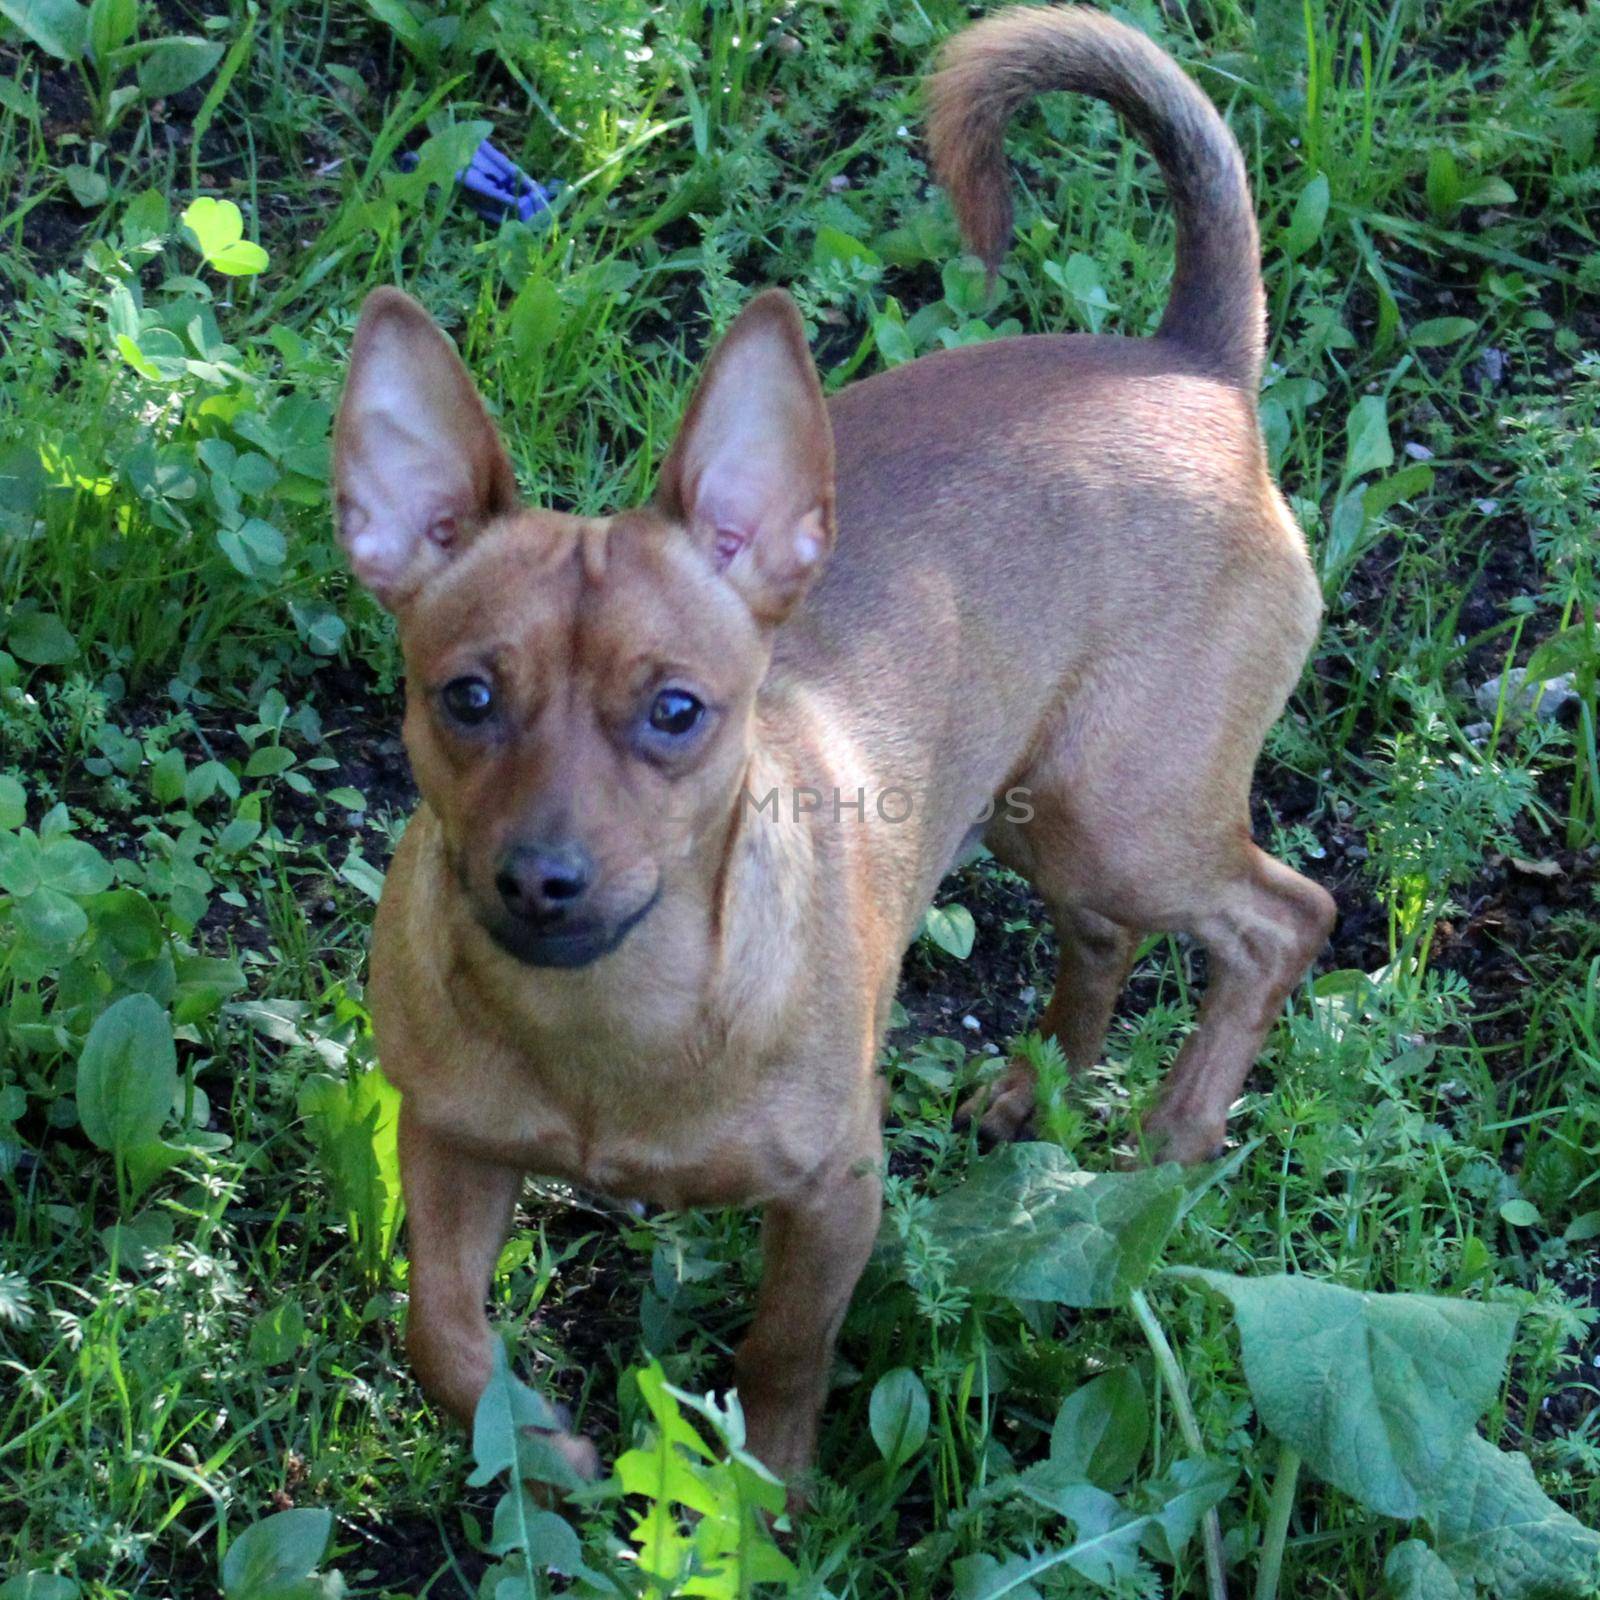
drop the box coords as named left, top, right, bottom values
left=396, top=138, right=554, bottom=225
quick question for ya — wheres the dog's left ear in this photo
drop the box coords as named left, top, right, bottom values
left=656, top=290, right=835, bottom=625
left=333, top=288, right=518, bottom=610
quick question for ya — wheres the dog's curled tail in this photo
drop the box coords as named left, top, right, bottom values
left=927, top=4, right=1263, bottom=390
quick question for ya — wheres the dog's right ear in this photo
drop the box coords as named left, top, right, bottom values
left=333, top=288, right=518, bottom=609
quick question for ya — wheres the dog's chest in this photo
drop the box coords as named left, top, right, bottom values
left=400, top=1025, right=829, bottom=1209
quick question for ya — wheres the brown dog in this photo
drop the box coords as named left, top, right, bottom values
left=332, top=5, right=1335, bottom=1489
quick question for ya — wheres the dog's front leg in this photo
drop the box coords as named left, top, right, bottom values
left=400, top=1107, right=601, bottom=1479
left=399, top=1106, right=522, bottom=1423
left=735, top=1130, right=883, bottom=1496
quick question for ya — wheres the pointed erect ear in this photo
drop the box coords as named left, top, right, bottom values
left=655, top=290, right=835, bottom=625
left=332, top=288, right=518, bottom=609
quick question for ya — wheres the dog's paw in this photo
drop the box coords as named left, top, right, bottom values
left=953, top=1060, right=1038, bottom=1147
left=520, top=1400, right=601, bottom=1494
left=548, top=1427, right=601, bottom=1481
left=1139, top=1108, right=1227, bottom=1167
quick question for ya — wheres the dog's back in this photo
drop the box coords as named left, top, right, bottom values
left=774, top=6, right=1315, bottom=916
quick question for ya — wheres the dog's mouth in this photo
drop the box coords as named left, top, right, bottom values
left=482, top=888, right=661, bottom=971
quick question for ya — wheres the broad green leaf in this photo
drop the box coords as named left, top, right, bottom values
left=289, top=598, right=346, bottom=655
left=184, top=759, right=239, bottom=808
left=1284, top=172, right=1330, bottom=260
left=942, top=253, right=991, bottom=317
left=523, top=1508, right=586, bottom=1574
left=245, top=745, right=296, bottom=777
left=339, top=851, right=386, bottom=904
left=90, top=888, right=165, bottom=959
left=173, top=955, right=247, bottom=1023
left=248, top=1300, right=308, bottom=1365
left=76, top=994, right=177, bottom=1156
left=813, top=224, right=880, bottom=270
left=6, top=610, right=78, bottom=665
left=0, top=774, right=24, bottom=830
left=635, top=1358, right=717, bottom=1462
left=1049, top=1368, right=1148, bottom=1490
left=88, top=0, right=137, bottom=60
left=18, top=886, right=89, bottom=948
left=1425, top=1433, right=1600, bottom=1598
left=99, top=1207, right=173, bottom=1267
left=63, top=164, right=107, bottom=207
left=1011, top=1452, right=1234, bottom=1574
left=221, top=1508, right=331, bottom=1600
left=869, top=1367, right=930, bottom=1470
left=117, top=333, right=164, bottom=380
left=1043, top=252, right=1115, bottom=331
left=297, top=1064, right=403, bottom=1277
left=218, top=517, right=286, bottom=578
left=1135, top=1458, right=1237, bottom=1565
left=510, top=277, right=562, bottom=364
left=1365, top=463, right=1435, bottom=522
left=872, top=309, right=916, bottom=366
left=38, top=835, right=112, bottom=896
left=1426, top=148, right=1463, bottom=221
left=1344, top=394, right=1395, bottom=485
left=1523, top=624, right=1600, bottom=684
left=0, top=829, right=40, bottom=894
left=0, top=0, right=89, bottom=60
left=615, top=1363, right=799, bottom=1593
left=466, top=1341, right=576, bottom=1491
left=1565, top=1211, right=1600, bottom=1244
left=125, top=1138, right=182, bottom=1200
left=1498, top=1198, right=1541, bottom=1228
left=403, top=121, right=493, bottom=191
left=1386, top=1539, right=1467, bottom=1599
left=921, top=1145, right=1184, bottom=1306
left=951, top=1551, right=1044, bottom=1600
left=1177, top=1270, right=1518, bottom=1517
left=1461, top=175, right=1515, bottom=207
left=137, top=36, right=223, bottom=100
left=1410, top=317, right=1477, bottom=348
left=488, top=1492, right=579, bottom=1564
left=150, top=747, right=186, bottom=804
left=0, top=76, right=40, bottom=117
left=0, top=1575, right=81, bottom=1600
left=954, top=1483, right=1145, bottom=1595
left=181, top=196, right=269, bottom=276
left=922, top=903, right=976, bottom=959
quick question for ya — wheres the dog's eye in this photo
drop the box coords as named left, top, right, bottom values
left=647, top=688, right=704, bottom=738
left=441, top=676, right=495, bottom=726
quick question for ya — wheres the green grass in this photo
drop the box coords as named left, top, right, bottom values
left=2, top=0, right=1598, bottom=1595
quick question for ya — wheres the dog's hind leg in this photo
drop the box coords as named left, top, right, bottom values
left=1137, top=844, right=1334, bottom=1163
left=1042, top=905, right=1141, bottom=1071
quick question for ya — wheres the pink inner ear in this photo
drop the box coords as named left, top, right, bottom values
left=713, top=526, right=749, bottom=570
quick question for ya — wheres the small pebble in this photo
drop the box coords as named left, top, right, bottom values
left=1474, top=668, right=1577, bottom=723
left=961, top=1015, right=981, bottom=1033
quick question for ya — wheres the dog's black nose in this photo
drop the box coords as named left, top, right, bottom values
left=495, top=842, right=594, bottom=921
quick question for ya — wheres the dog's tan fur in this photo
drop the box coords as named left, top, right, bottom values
left=333, top=4, right=1335, bottom=1490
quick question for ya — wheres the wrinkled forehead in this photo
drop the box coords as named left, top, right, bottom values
left=397, top=509, right=759, bottom=687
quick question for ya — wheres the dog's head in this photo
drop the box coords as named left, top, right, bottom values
left=332, top=288, right=834, bottom=969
